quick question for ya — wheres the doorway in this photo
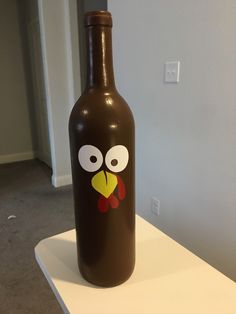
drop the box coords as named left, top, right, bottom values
left=0, top=0, right=52, bottom=169
left=27, top=19, right=51, bottom=167
left=18, top=0, right=51, bottom=168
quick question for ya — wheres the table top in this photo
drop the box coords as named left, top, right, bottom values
left=35, top=215, right=236, bottom=314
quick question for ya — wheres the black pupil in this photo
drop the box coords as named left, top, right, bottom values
left=111, top=159, right=118, bottom=166
left=90, top=155, right=97, bottom=163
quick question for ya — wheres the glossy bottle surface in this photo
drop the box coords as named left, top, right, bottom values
left=69, top=11, right=135, bottom=287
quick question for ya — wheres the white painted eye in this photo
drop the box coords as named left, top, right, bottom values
left=78, top=145, right=103, bottom=172
left=105, top=145, right=129, bottom=173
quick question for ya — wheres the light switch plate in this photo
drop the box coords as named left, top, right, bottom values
left=164, top=61, right=180, bottom=83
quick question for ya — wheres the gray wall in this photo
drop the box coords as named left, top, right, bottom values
left=17, top=0, right=40, bottom=154
left=0, top=0, right=33, bottom=161
left=109, top=0, right=236, bottom=281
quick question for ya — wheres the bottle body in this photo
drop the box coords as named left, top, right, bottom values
left=69, top=11, right=135, bottom=287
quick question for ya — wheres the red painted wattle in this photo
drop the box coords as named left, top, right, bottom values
left=117, top=175, right=126, bottom=200
left=98, top=175, right=126, bottom=213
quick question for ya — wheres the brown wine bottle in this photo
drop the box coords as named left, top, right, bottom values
left=69, top=11, right=135, bottom=287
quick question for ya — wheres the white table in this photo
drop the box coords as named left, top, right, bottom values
left=35, top=215, right=236, bottom=314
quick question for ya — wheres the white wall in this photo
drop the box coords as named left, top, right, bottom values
left=109, top=0, right=236, bottom=281
left=38, top=0, right=81, bottom=186
left=0, top=0, right=33, bottom=163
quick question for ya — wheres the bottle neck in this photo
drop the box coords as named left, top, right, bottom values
left=85, top=25, right=115, bottom=90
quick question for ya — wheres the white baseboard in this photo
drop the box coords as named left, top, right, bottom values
left=51, top=174, right=72, bottom=187
left=0, top=151, right=35, bottom=164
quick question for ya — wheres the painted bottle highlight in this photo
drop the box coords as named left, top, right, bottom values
left=69, top=11, right=135, bottom=287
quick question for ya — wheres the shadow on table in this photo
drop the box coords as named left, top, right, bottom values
left=36, top=237, right=102, bottom=288
left=37, top=236, right=201, bottom=288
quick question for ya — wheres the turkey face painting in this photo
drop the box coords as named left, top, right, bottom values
left=78, top=145, right=128, bottom=213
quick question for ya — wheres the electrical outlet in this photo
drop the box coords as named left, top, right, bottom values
left=151, top=197, right=160, bottom=215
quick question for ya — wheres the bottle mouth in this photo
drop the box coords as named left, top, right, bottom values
left=84, top=11, right=113, bottom=27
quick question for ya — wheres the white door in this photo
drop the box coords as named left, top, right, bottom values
left=28, top=19, right=51, bottom=167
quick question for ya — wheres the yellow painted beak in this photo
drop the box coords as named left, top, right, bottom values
left=91, top=170, right=117, bottom=198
